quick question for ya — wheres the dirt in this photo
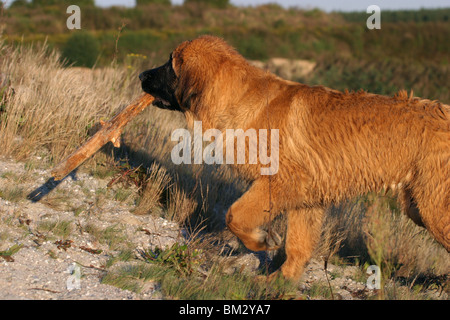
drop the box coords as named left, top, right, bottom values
left=0, top=156, right=181, bottom=300
left=0, top=157, right=447, bottom=300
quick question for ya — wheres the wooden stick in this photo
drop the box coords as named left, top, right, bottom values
left=51, top=93, right=155, bottom=181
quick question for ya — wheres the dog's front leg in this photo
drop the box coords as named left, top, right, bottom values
left=226, top=178, right=282, bottom=252
left=280, top=207, right=324, bottom=280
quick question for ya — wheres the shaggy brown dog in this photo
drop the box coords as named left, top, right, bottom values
left=140, top=35, right=450, bottom=280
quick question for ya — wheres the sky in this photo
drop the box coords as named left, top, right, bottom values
left=94, top=0, right=450, bottom=11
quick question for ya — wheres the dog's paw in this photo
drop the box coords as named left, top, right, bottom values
left=255, top=270, right=282, bottom=283
left=264, top=230, right=282, bottom=251
left=253, top=229, right=282, bottom=251
left=233, top=228, right=283, bottom=252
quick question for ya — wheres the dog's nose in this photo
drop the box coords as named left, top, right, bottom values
left=139, top=72, right=146, bottom=81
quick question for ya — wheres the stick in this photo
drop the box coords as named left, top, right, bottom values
left=51, top=93, right=155, bottom=181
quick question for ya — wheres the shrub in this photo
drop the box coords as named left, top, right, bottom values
left=184, top=0, right=230, bottom=9
left=136, top=0, right=171, bottom=5
left=31, top=0, right=94, bottom=6
left=10, top=0, right=29, bottom=8
left=61, top=31, right=100, bottom=68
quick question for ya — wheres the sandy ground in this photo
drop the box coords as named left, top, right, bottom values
left=0, top=157, right=447, bottom=300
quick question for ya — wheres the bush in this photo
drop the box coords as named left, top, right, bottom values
left=301, top=57, right=450, bottom=103
left=61, top=31, right=100, bottom=68
left=10, top=0, right=29, bottom=8
left=136, top=0, right=171, bottom=5
left=31, top=0, right=94, bottom=6
left=184, top=0, right=230, bottom=9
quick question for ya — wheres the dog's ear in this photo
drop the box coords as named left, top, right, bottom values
left=172, top=36, right=250, bottom=112
left=171, top=40, right=191, bottom=77
left=172, top=40, right=210, bottom=111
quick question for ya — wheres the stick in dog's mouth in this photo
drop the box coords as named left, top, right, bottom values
left=51, top=93, right=155, bottom=181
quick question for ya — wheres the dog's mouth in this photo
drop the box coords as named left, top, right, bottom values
left=140, top=83, right=173, bottom=109
left=149, top=92, right=181, bottom=111
left=153, top=97, right=172, bottom=109
left=139, top=67, right=181, bottom=111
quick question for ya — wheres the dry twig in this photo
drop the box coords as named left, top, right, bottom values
left=51, top=93, right=154, bottom=181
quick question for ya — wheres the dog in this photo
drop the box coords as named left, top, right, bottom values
left=140, top=35, right=449, bottom=280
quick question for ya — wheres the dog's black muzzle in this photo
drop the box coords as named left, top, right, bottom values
left=139, top=63, right=180, bottom=111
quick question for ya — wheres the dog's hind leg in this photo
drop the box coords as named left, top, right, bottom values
left=397, top=187, right=425, bottom=227
left=416, top=200, right=450, bottom=252
left=411, top=157, right=450, bottom=252
left=226, top=178, right=282, bottom=252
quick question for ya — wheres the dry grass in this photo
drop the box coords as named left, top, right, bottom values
left=362, top=196, right=449, bottom=278
left=134, top=162, right=171, bottom=216
left=166, top=183, right=198, bottom=224
left=0, top=39, right=244, bottom=226
left=318, top=195, right=449, bottom=296
left=0, top=40, right=139, bottom=162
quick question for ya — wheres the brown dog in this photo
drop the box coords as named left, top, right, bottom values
left=140, top=35, right=450, bottom=280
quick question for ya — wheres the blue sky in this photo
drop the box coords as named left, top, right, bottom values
left=95, top=0, right=450, bottom=11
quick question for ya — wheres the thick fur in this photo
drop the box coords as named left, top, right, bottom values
left=140, top=35, right=450, bottom=280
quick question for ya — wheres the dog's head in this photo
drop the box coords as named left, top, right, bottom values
left=139, top=52, right=181, bottom=111
left=139, top=36, right=247, bottom=113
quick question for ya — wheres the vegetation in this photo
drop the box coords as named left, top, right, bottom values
left=184, top=0, right=230, bottom=9
left=102, top=262, right=298, bottom=299
left=3, top=3, right=449, bottom=102
left=340, top=8, right=450, bottom=23
left=0, top=244, right=23, bottom=261
left=61, top=31, right=100, bottom=67
left=136, top=0, right=171, bottom=6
